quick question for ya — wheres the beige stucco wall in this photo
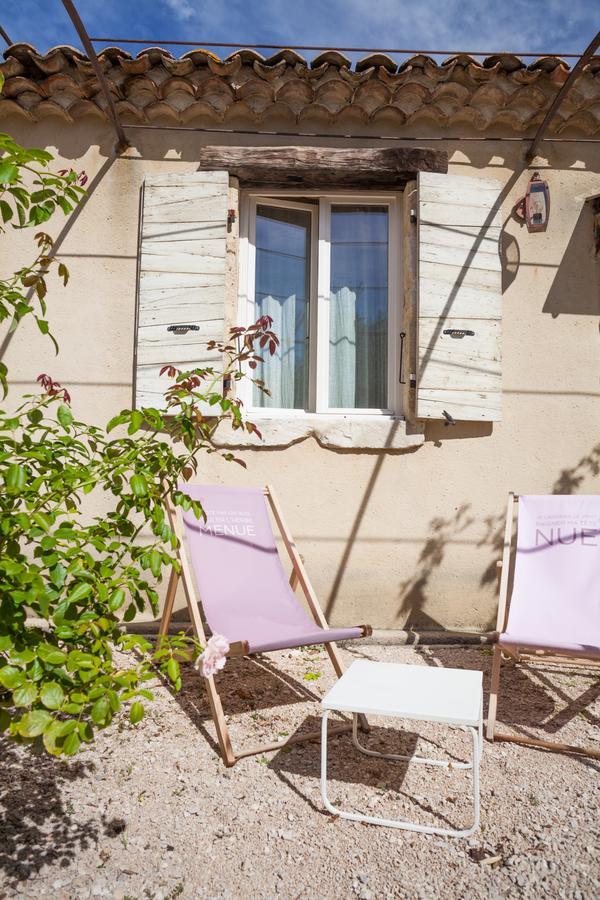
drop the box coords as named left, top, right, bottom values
left=1, top=115, right=599, bottom=632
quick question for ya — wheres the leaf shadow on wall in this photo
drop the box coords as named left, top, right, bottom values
left=396, top=442, right=600, bottom=630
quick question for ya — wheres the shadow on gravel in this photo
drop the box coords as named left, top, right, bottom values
left=269, top=720, right=467, bottom=831
left=171, top=654, right=329, bottom=759
left=0, top=740, right=100, bottom=885
left=419, top=646, right=600, bottom=773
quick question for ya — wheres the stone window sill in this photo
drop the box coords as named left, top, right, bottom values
left=214, top=415, right=424, bottom=450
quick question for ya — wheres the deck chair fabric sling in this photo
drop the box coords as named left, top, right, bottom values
left=487, top=493, right=600, bottom=758
left=159, top=483, right=371, bottom=766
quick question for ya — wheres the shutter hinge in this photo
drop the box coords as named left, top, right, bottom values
left=442, top=410, right=457, bottom=427
left=227, top=209, right=237, bottom=232
left=410, top=208, right=417, bottom=224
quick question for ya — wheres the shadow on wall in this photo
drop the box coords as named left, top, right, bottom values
left=396, top=443, right=600, bottom=629
left=543, top=199, right=600, bottom=318
left=396, top=504, right=475, bottom=629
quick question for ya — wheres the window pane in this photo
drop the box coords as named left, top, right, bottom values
left=329, top=206, right=388, bottom=408
left=253, top=205, right=310, bottom=409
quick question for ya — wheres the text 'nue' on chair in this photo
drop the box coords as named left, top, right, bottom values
left=158, top=483, right=372, bottom=766
left=487, top=492, right=600, bottom=758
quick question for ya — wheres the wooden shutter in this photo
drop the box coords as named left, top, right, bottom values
left=135, top=171, right=229, bottom=409
left=416, top=171, right=502, bottom=421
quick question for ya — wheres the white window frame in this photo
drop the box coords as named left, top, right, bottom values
left=238, top=189, right=403, bottom=417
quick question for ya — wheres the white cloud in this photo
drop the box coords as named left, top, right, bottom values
left=164, top=0, right=195, bottom=22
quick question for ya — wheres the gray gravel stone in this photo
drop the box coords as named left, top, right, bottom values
left=1, top=644, right=598, bottom=899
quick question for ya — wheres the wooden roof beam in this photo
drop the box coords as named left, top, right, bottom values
left=527, top=29, right=600, bottom=161
left=195, top=146, right=448, bottom=188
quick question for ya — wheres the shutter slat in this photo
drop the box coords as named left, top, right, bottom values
left=135, top=171, right=229, bottom=409
left=416, top=172, right=502, bottom=422
left=418, top=319, right=501, bottom=391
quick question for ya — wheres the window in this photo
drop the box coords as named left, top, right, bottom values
left=240, top=193, right=401, bottom=416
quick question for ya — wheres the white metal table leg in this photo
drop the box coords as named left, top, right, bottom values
left=351, top=714, right=474, bottom=769
left=322, top=706, right=482, bottom=838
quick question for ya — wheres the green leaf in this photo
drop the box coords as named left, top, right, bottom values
left=78, top=721, right=94, bottom=742
left=57, top=403, right=73, bottom=428
left=40, top=681, right=65, bottom=710
left=0, top=709, right=11, bottom=733
left=149, top=550, right=162, bottom=578
left=0, top=160, right=18, bottom=184
left=123, top=603, right=136, bottom=623
left=0, top=665, right=24, bottom=689
left=27, top=407, right=44, bottom=425
left=130, top=474, right=149, bottom=498
left=130, top=701, right=144, bottom=724
left=108, top=588, right=126, bottom=611
left=127, top=410, right=144, bottom=435
left=37, top=643, right=67, bottom=665
left=4, top=463, right=27, bottom=492
left=12, top=682, right=38, bottom=707
left=106, top=412, right=128, bottom=432
left=18, top=709, right=52, bottom=737
left=62, top=731, right=81, bottom=755
left=166, top=658, right=180, bottom=683
left=303, top=671, right=321, bottom=681
left=9, top=648, right=35, bottom=665
left=0, top=199, right=13, bottom=222
left=67, top=582, right=92, bottom=603
left=90, top=696, right=111, bottom=725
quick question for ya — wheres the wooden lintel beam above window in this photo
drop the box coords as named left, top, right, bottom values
left=196, top=146, right=448, bottom=187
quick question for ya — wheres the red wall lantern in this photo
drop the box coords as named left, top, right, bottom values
left=515, top=172, right=550, bottom=233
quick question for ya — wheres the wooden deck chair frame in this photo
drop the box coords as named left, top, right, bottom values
left=487, top=492, right=600, bottom=759
left=158, top=483, right=371, bottom=767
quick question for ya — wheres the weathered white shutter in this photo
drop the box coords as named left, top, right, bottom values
left=416, top=171, right=502, bottom=421
left=135, top=171, right=229, bottom=409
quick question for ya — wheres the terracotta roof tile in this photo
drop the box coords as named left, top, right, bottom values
left=0, top=43, right=599, bottom=134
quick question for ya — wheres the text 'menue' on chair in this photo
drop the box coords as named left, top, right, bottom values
left=487, top=493, right=600, bottom=758
left=159, top=483, right=372, bottom=766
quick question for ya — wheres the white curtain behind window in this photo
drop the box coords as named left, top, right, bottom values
left=255, top=291, right=298, bottom=409
left=329, top=287, right=356, bottom=407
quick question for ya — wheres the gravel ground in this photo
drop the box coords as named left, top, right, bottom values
left=1, top=643, right=598, bottom=900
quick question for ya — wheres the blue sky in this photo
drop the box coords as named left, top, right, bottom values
left=1, top=1, right=597, bottom=62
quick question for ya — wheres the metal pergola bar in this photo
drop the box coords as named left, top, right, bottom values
left=87, top=38, right=585, bottom=58
left=60, top=0, right=129, bottom=152
left=527, top=29, right=600, bottom=160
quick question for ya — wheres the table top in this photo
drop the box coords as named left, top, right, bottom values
left=322, top=660, right=483, bottom=726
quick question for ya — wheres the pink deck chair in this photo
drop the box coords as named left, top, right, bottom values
left=487, top=493, right=600, bottom=758
left=159, top=483, right=371, bottom=766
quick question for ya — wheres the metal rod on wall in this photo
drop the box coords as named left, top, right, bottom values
left=88, top=37, right=584, bottom=58
left=60, top=0, right=129, bottom=152
left=122, top=123, right=599, bottom=144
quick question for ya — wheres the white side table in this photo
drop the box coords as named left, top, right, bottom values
left=321, top=660, right=483, bottom=837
